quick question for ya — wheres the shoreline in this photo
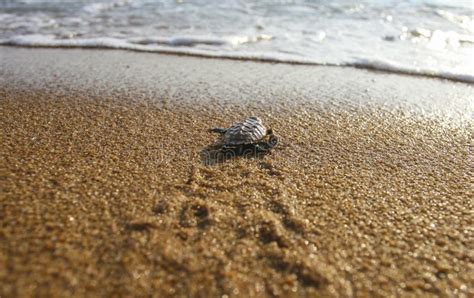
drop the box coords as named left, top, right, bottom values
left=1, top=47, right=473, bottom=297
left=1, top=43, right=473, bottom=84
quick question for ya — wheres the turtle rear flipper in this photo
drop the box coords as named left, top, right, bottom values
left=209, top=128, right=227, bottom=134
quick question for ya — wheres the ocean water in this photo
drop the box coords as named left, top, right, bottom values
left=1, top=0, right=473, bottom=82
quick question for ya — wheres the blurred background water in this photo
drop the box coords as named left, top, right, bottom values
left=1, top=0, right=473, bottom=81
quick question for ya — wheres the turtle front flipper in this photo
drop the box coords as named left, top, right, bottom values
left=209, top=128, right=227, bottom=134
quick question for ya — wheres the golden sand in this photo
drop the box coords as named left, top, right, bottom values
left=1, top=83, right=472, bottom=297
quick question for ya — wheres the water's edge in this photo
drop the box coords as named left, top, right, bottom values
left=1, top=41, right=472, bottom=84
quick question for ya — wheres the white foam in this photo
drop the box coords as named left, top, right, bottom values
left=1, top=34, right=473, bottom=84
left=127, top=35, right=274, bottom=47
left=83, top=0, right=130, bottom=14
left=129, top=36, right=228, bottom=47
left=348, top=57, right=474, bottom=84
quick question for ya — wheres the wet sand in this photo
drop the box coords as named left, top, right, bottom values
left=1, top=48, right=473, bottom=297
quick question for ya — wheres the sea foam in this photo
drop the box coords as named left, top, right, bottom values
left=1, top=34, right=472, bottom=84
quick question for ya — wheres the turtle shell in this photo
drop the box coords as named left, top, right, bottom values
left=222, top=116, right=267, bottom=145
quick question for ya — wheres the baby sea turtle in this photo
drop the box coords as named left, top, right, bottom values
left=209, top=116, right=278, bottom=154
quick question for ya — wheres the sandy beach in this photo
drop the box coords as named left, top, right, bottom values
left=1, top=48, right=473, bottom=297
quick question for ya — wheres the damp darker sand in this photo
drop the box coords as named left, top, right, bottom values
left=0, top=48, right=473, bottom=297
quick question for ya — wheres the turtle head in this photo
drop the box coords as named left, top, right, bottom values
left=255, top=133, right=278, bottom=153
left=248, top=116, right=262, bottom=123
left=268, top=134, right=278, bottom=148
